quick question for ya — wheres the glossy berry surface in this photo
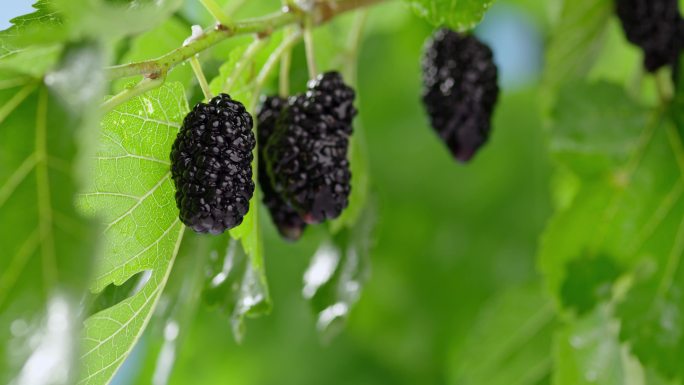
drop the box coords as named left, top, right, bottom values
left=264, top=72, right=356, bottom=224
left=170, top=94, right=255, bottom=234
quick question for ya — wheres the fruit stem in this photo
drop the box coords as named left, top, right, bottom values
left=303, top=16, right=318, bottom=79
left=224, top=36, right=269, bottom=93
left=105, top=0, right=388, bottom=80
left=200, top=0, right=233, bottom=27
left=190, top=55, right=214, bottom=101
left=344, top=9, right=369, bottom=85
left=279, top=27, right=294, bottom=98
left=655, top=67, right=674, bottom=104
left=251, top=30, right=303, bottom=109
left=100, top=75, right=166, bottom=114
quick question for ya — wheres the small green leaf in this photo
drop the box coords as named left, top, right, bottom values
left=0, top=1, right=65, bottom=76
left=449, top=284, right=556, bottom=384
left=404, top=0, right=495, bottom=31
left=77, top=82, right=188, bottom=385
left=303, top=208, right=374, bottom=342
left=553, top=304, right=643, bottom=385
left=202, top=231, right=271, bottom=342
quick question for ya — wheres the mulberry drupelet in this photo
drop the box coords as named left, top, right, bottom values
left=421, top=28, right=499, bottom=162
left=257, top=96, right=307, bottom=240
left=170, top=94, right=255, bottom=234
left=264, top=72, right=356, bottom=224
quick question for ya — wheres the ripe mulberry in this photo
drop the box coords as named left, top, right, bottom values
left=170, top=94, right=255, bottom=234
left=615, top=0, right=683, bottom=72
left=264, top=72, right=356, bottom=224
left=421, top=28, right=499, bottom=162
left=257, top=96, right=307, bottom=240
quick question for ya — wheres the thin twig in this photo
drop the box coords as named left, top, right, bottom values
left=200, top=0, right=233, bottom=26
left=100, top=76, right=166, bottom=114
left=105, top=0, right=387, bottom=80
left=303, top=17, right=318, bottom=79
left=279, top=27, right=294, bottom=97
left=251, top=30, right=303, bottom=109
left=344, top=9, right=369, bottom=85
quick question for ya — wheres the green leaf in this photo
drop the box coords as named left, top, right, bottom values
left=77, top=82, right=188, bottom=384
left=303, top=208, right=374, bottom=342
left=541, top=81, right=684, bottom=380
left=202, top=232, right=270, bottom=342
left=550, top=82, right=648, bottom=176
left=0, top=42, right=103, bottom=383
left=543, top=0, right=612, bottom=95
left=0, top=1, right=65, bottom=76
left=404, top=0, right=495, bottom=32
left=53, top=0, right=183, bottom=39
left=553, top=304, right=643, bottom=385
left=0, top=0, right=66, bottom=48
left=449, top=284, right=556, bottom=385
left=539, top=81, right=655, bottom=307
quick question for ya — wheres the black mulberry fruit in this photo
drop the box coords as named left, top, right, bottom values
left=264, top=71, right=356, bottom=224
left=257, top=96, right=307, bottom=240
left=170, top=94, right=255, bottom=234
left=615, top=0, right=683, bottom=72
left=421, top=28, right=499, bottom=162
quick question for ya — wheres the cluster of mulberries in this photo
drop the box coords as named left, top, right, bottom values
left=256, top=96, right=308, bottom=241
left=259, top=71, right=356, bottom=237
left=615, top=0, right=683, bottom=72
left=170, top=94, right=255, bottom=234
left=421, top=28, right=499, bottom=162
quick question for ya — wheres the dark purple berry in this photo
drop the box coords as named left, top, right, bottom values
left=264, top=72, right=356, bottom=224
left=257, top=96, right=307, bottom=240
left=421, top=28, right=499, bottom=162
left=170, top=94, right=255, bottom=234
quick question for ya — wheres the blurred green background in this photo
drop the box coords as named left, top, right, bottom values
left=0, top=0, right=560, bottom=384
left=102, top=1, right=556, bottom=384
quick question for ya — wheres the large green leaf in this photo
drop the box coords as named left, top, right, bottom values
left=53, top=0, right=183, bottom=39
left=543, top=0, right=612, bottom=95
left=539, top=81, right=653, bottom=309
left=541, top=81, right=684, bottom=379
left=616, top=104, right=684, bottom=380
left=404, top=0, right=495, bottom=31
left=0, top=42, right=103, bottom=384
left=448, top=284, right=556, bottom=385
left=77, top=82, right=188, bottom=384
